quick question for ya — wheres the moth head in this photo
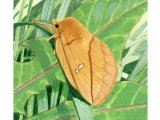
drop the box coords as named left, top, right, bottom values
left=32, top=20, right=60, bottom=33
left=52, top=17, right=83, bottom=35
left=32, top=17, right=79, bottom=35
left=51, top=19, right=63, bottom=30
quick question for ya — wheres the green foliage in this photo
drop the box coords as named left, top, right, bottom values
left=27, top=81, right=147, bottom=120
left=14, top=0, right=147, bottom=120
left=72, top=0, right=147, bottom=63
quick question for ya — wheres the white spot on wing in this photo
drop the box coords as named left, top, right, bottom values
left=79, top=64, right=84, bottom=69
left=75, top=69, right=79, bottom=74
left=75, top=63, right=84, bottom=74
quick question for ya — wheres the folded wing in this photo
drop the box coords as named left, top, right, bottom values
left=56, top=35, right=117, bottom=106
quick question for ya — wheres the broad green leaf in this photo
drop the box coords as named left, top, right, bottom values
left=27, top=81, right=147, bottom=120
left=14, top=38, right=66, bottom=114
left=72, top=0, right=147, bottom=63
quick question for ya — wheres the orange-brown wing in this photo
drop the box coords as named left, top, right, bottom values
left=55, top=35, right=117, bottom=106
left=90, top=37, right=117, bottom=106
left=56, top=35, right=93, bottom=103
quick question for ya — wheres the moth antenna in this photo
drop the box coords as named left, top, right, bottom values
left=32, top=22, right=53, bottom=32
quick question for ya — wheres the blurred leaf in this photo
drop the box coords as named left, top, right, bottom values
left=27, top=81, right=147, bottom=120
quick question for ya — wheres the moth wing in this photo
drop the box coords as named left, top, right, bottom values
left=90, top=37, right=118, bottom=106
left=56, top=36, right=117, bottom=106
left=55, top=38, right=78, bottom=89
left=56, top=36, right=93, bottom=103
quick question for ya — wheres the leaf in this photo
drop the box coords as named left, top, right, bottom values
left=14, top=0, right=73, bottom=115
left=119, top=12, right=147, bottom=81
left=70, top=0, right=147, bottom=119
left=50, top=80, right=61, bottom=108
left=26, top=95, right=35, bottom=117
left=56, top=0, right=72, bottom=19
left=128, top=50, right=147, bottom=81
left=27, top=81, right=147, bottom=120
left=66, top=0, right=84, bottom=16
left=133, top=64, right=147, bottom=84
left=36, top=0, right=57, bottom=37
left=23, top=81, right=69, bottom=119
left=14, top=0, right=148, bottom=119
left=72, top=0, right=147, bottom=63
left=73, top=97, right=93, bottom=120
left=14, top=38, right=66, bottom=114
left=14, top=0, right=27, bottom=59
left=37, top=90, right=49, bottom=113
left=14, top=0, right=43, bottom=22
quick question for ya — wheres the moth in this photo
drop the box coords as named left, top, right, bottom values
left=33, top=17, right=118, bottom=106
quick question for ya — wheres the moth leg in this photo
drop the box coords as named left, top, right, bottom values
left=53, top=50, right=56, bottom=55
left=53, top=32, right=60, bottom=39
left=46, top=35, right=54, bottom=42
left=46, top=32, right=61, bottom=42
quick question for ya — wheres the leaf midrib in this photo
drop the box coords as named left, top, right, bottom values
left=14, top=61, right=59, bottom=94
left=49, top=104, right=147, bottom=120
left=94, top=1, right=147, bottom=36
